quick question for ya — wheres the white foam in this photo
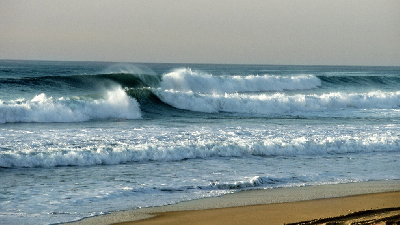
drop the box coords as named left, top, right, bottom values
left=0, top=86, right=141, bottom=123
left=157, top=90, right=400, bottom=114
left=1, top=124, right=399, bottom=168
left=157, top=68, right=400, bottom=115
left=160, top=68, right=321, bottom=94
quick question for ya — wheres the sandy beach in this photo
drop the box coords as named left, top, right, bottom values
left=120, top=192, right=400, bottom=225
left=68, top=180, right=400, bottom=225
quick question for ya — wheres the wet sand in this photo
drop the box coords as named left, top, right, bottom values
left=67, top=181, right=400, bottom=225
left=115, top=191, right=400, bottom=225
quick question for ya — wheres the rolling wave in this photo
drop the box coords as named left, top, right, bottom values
left=0, top=73, right=161, bottom=89
left=1, top=66, right=399, bottom=122
left=160, top=68, right=321, bottom=93
left=319, top=75, right=400, bottom=88
left=153, top=68, right=400, bottom=115
left=156, top=90, right=400, bottom=114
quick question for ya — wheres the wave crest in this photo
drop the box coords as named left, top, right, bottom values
left=0, top=86, right=141, bottom=123
left=160, top=68, right=321, bottom=94
left=156, top=90, right=400, bottom=114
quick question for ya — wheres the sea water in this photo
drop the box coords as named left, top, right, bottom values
left=0, top=60, right=399, bottom=224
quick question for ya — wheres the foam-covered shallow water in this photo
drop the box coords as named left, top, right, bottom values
left=0, top=61, right=399, bottom=224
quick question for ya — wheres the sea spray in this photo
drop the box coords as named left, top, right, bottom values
left=0, top=86, right=141, bottom=123
left=101, top=63, right=161, bottom=87
left=101, top=63, right=157, bottom=76
left=160, top=68, right=321, bottom=94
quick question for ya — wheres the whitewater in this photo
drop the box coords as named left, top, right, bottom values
left=0, top=60, right=399, bottom=224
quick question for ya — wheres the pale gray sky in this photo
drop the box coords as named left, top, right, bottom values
left=1, top=0, right=399, bottom=66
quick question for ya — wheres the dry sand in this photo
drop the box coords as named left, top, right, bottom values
left=67, top=181, right=400, bottom=225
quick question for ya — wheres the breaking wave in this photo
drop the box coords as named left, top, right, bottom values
left=160, top=68, right=321, bottom=93
left=2, top=66, right=400, bottom=121
left=1, top=128, right=398, bottom=168
left=156, top=90, right=400, bottom=114
left=0, top=86, right=141, bottom=123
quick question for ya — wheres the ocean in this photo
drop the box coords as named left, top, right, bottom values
left=0, top=60, right=399, bottom=224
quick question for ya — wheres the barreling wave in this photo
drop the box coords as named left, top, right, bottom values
left=0, top=66, right=160, bottom=123
left=0, top=86, right=141, bottom=123
left=2, top=66, right=400, bottom=120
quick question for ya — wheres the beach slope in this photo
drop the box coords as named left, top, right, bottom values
left=68, top=181, right=400, bottom=225
left=117, top=191, right=400, bottom=225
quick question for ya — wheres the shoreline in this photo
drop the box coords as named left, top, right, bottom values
left=120, top=191, right=400, bottom=225
left=67, top=180, right=400, bottom=225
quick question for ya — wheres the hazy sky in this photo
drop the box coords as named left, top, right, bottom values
left=1, top=0, right=399, bottom=66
